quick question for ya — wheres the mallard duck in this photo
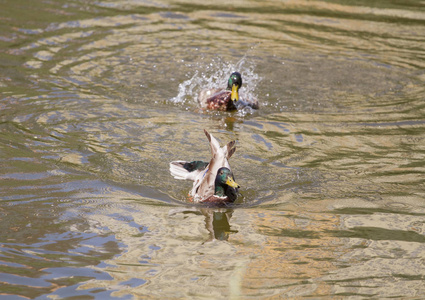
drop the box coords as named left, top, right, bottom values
left=198, top=72, right=259, bottom=111
left=170, top=129, right=240, bottom=204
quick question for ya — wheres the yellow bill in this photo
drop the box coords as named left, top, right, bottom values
left=231, top=84, right=239, bottom=102
left=226, top=177, right=240, bottom=188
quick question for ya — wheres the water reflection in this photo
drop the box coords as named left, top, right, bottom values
left=169, top=207, right=237, bottom=242
left=0, top=201, right=121, bottom=298
left=202, top=208, right=237, bottom=241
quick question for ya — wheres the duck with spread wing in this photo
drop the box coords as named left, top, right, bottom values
left=170, top=130, right=240, bottom=204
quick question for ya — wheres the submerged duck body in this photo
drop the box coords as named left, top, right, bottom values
left=198, top=72, right=259, bottom=112
left=169, top=130, right=240, bottom=204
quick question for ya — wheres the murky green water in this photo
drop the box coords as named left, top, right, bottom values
left=1, top=0, right=425, bottom=298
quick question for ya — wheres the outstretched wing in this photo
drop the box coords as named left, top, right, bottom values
left=169, top=160, right=208, bottom=181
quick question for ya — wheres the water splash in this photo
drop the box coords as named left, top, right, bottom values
left=170, top=56, right=261, bottom=112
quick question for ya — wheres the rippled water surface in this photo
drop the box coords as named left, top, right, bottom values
left=1, top=0, right=425, bottom=298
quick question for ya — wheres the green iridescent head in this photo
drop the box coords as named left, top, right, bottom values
left=214, top=167, right=240, bottom=196
left=227, top=72, right=242, bottom=102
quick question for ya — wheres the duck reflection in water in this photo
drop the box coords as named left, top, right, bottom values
left=168, top=207, right=237, bottom=242
left=201, top=207, right=237, bottom=241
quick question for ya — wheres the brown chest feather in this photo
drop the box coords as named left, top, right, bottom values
left=206, top=91, right=236, bottom=111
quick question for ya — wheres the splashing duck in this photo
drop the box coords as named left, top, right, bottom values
left=198, top=72, right=259, bottom=111
left=170, top=129, right=240, bottom=204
